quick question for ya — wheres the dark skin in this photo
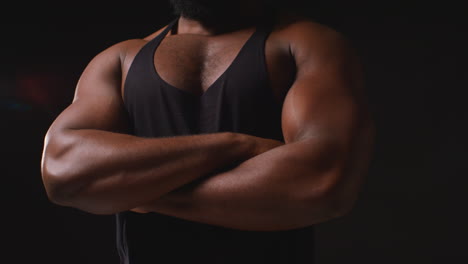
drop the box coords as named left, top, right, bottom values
left=41, top=5, right=375, bottom=231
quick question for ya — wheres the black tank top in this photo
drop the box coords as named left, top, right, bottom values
left=117, top=13, right=315, bottom=264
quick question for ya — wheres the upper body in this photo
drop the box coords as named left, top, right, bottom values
left=88, top=2, right=366, bottom=119
left=41, top=0, right=375, bottom=262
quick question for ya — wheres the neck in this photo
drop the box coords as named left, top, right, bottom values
left=176, top=5, right=271, bottom=36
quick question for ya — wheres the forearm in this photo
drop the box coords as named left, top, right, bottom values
left=41, top=129, right=252, bottom=214
left=135, top=138, right=341, bottom=231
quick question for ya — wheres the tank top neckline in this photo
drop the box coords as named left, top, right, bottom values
left=150, top=17, right=263, bottom=98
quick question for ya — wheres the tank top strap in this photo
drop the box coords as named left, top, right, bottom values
left=148, top=16, right=180, bottom=45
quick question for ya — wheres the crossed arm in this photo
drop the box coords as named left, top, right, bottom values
left=131, top=22, right=376, bottom=231
left=40, top=21, right=375, bottom=231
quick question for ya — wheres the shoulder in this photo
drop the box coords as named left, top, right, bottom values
left=272, top=12, right=356, bottom=66
left=277, top=12, right=345, bottom=36
left=114, top=39, right=150, bottom=67
left=85, top=38, right=149, bottom=71
left=273, top=11, right=350, bottom=46
left=81, top=22, right=169, bottom=84
left=86, top=38, right=149, bottom=81
left=117, top=24, right=170, bottom=73
left=95, top=20, right=169, bottom=61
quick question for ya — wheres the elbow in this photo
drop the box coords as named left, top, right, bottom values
left=41, top=165, right=116, bottom=215
left=40, top=129, right=120, bottom=215
left=41, top=153, right=123, bottom=215
left=42, top=177, right=74, bottom=206
left=323, top=186, right=360, bottom=222
left=326, top=191, right=358, bottom=221
left=300, top=176, right=359, bottom=225
left=41, top=131, right=84, bottom=206
left=41, top=158, right=81, bottom=206
left=300, top=194, right=357, bottom=226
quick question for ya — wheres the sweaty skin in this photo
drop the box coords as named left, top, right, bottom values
left=41, top=9, right=375, bottom=231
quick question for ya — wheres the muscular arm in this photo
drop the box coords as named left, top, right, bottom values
left=40, top=40, right=276, bottom=215
left=132, top=21, right=376, bottom=231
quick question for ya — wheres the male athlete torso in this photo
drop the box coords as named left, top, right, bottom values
left=41, top=3, right=375, bottom=264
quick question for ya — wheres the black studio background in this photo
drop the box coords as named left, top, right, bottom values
left=3, top=1, right=466, bottom=263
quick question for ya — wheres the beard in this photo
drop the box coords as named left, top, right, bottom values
left=169, top=0, right=248, bottom=23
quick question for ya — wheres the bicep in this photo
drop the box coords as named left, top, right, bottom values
left=281, top=25, right=371, bottom=146
left=280, top=23, right=375, bottom=175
